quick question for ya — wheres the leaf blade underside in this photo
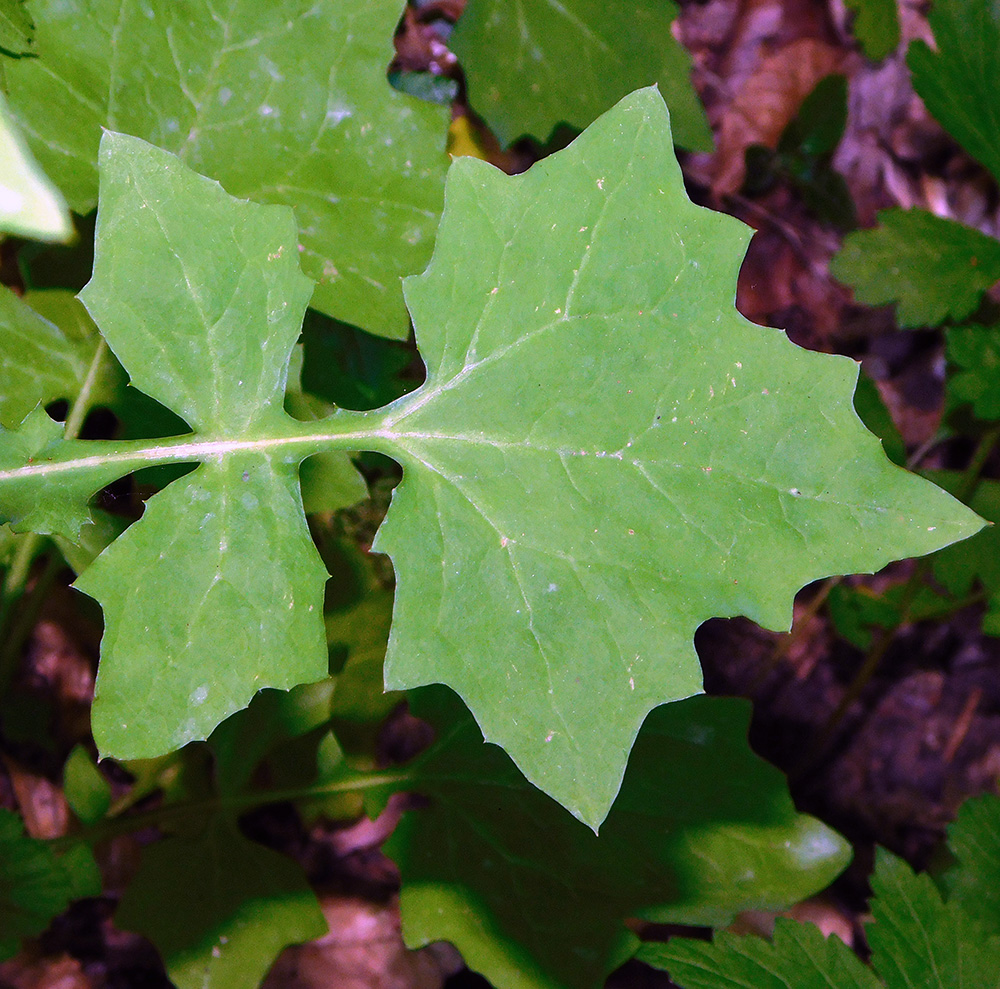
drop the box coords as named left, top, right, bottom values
left=369, top=87, right=984, bottom=828
left=72, top=132, right=331, bottom=758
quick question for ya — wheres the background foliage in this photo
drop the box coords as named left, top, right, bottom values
left=1, top=0, right=999, bottom=987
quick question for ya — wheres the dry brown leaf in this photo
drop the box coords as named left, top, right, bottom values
left=713, top=38, right=845, bottom=195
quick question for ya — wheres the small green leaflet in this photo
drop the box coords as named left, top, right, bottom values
left=831, top=209, right=1000, bottom=328
left=0, top=91, right=983, bottom=828
left=942, top=792, right=1000, bottom=934
left=3, top=0, right=448, bottom=338
left=844, top=0, right=900, bottom=61
left=646, top=794, right=1000, bottom=988
left=377, top=689, right=850, bottom=989
left=450, top=0, right=712, bottom=151
left=908, top=0, right=1000, bottom=186
left=0, top=808, right=101, bottom=962
left=946, top=325, right=1000, bottom=420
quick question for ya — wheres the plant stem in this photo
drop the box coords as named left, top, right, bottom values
left=0, top=339, right=111, bottom=692
left=49, top=766, right=412, bottom=853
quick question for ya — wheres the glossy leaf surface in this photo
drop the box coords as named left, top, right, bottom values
left=650, top=796, right=1000, bottom=989
left=380, top=688, right=850, bottom=989
left=4, top=0, right=448, bottom=337
left=0, top=92, right=983, bottom=826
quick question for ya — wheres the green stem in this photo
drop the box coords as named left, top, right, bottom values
left=49, top=766, right=412, bottom=853
left=0, top=339, right=112, bottom=690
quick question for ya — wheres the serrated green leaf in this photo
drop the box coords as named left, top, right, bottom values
left=0, top=407, right=120, bottom=536
left=868, top=847, right=1000, bottom=989
left=946, top=325, right=1000, bottom=420
left=0, top=808, right=101, bottom=961
left=74, top=131, right=331, bottom=758
left=450, top=0, right=711, bottom=151
left=641, top=918, right=880, bottom=989
left=0, top=91, right=984, bottom=826
left=844, top=0, right=900, bottom=61
left=831, top=209, right=1000, bottom=328
left=0, top=91, right=71, bottom=243
left=907, top=0, right=1000, bottom=185
left=5, top=0, right=448, bottom=338
left=116, top=816, right=326, bottom=989
left=381, top=688, right=848, bottom=989
left=0, top=0, right=34, bottom=55
left=371, top=89, right=983, bottom=827
left=942, top=793, right=1000, bottom=936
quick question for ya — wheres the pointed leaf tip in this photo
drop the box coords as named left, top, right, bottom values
left=370, top=86, right=984, bottom=826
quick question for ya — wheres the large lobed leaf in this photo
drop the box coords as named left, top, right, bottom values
left=0, top=90, right=984, bottom=828
left=450, top=0, right=712, bottom=152
left=379, top=688, right=850, bottom=989
left=7, top=131, right=339, bottom=759
left=371, top=88, right=983, bottom=827
left=4, top=0, right=448, bottom=337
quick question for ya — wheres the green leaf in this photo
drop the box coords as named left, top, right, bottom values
left=853, top=372, right=906, bottom=467
left=0, top=0, right=34, bottom=55
left=647, top=801, right=1000, bottom=989
left=286, top=346, right=368, bottom=515
left=450, top=0, right=712, bottom=151
left=867, top=847, right=1000, bottom=989
left=372, top=88, right=983, bottom=827
left=73, top=131, right=332, bottom=758
left=115, top=816, right=326, bottom=989
left=831, top=209, right=1000, bottom=328
left=63, top=744, right=112, bottom=824
left=925, top=472, right=1000, bottom=635
left=942, top=793, right=1000, bottom=936
left=0, top=91, right=71, bottom=243
left=0, top=808, right=101, bottom=961
left=779, top=75, right=848, bottom=158
left=4, top=0, right=449, bottom=338
left=844, top=0, right=900, bottom=61
left=0, top=287, right=123, bottom=430
left=907, top=0, right=1000, bottom=185
left=641, top=918, right=880, bottom=989
left=946, top=325, right=1000, bottom=420
left=0, top=91, right=983, bottom=825
left=381, top=688, right=850, bottom=989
